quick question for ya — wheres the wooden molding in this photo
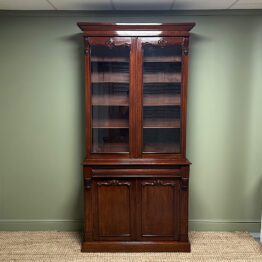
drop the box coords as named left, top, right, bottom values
left=78, top=22, right=196, bottom=30
left=142, top=179, right=176, bottom=187
left=97, top=180, right=131, bottom=187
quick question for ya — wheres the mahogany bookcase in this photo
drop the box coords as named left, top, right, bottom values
left=77, top=22, right=195, bottom=252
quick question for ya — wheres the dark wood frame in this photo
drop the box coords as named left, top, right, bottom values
left=78, top=23, right=195, bottom=252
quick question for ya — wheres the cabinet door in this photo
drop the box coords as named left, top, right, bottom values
left=137, top=37, right=187, bottom=157
left=93, top=179, right=136, bottom=240
left=137, top=178, right=180, bottom=240
left=85, top=37, right=136, bottom=156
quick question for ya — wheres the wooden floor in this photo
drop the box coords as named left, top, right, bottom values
left=0, top=231, right=261, bottom=261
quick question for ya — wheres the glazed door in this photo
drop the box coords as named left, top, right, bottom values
left=85, top=37, right=136, bottom=157
left=93, top=179, right=136, bottom=240
left=137, top=37, right=187, bottom=157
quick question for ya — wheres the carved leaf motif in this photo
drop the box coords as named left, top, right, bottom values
left=105, top=38, right=115, bottom=49
left=142, top=179, right=176, bottom=187
left=105, top=38, right=131, bottom=49
left=158, top=38, right=168, bottom=48
left=142, top=38, right=168, bottom=47
left=97, top=180, right=131, bottom=187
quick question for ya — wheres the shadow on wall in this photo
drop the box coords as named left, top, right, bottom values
left=186, top=32, right=214, bottom=223
left=244, top=172, right=262, bottom=221
left=58, top=33, right=86, bottom=227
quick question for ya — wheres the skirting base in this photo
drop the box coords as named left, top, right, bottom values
left=82, top=241, right=191, bottom=252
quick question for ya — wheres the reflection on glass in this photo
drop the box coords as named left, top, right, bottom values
left=142, top=44, right=182, bottom=153
left=91, top=45, right=130, bottom=153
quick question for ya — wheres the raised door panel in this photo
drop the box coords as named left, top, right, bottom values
left=93, top=179, right=136, bottom=240
left=137, top=178, right=180, bottom=240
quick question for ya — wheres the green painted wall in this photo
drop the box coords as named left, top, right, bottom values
left=0, top=11, right=261, bottom=231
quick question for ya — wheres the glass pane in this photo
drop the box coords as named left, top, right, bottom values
left=91, top=44, right=130, bottom=153
left=142, top=44, right=182, bottom=153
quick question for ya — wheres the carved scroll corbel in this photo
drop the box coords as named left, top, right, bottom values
left=181, top=177, right=189, bottom=191
left=84, top=178, right=92, bottom=189
left=182, top=37, right=189, bottom=55
left=105, top=38, right=115, bottom=49
left=84, top=37, right=90, bottom=55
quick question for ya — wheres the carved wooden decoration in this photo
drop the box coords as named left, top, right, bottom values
left=182, top=37, right=189, bottom=55
left=158, top=38, right=168, bottom=47
left=181, top=177, right=189, bottom=191
left=105, top=38, right=115, bottom=49
left=97, top=180, right=131, bottom=187
left=84, top=178, right=92, bottom=189
left=141, top=37, right=183, bottom=47
left=84, top=37, right=90, bottom=55
left=142, top=179, right=176, bottom=187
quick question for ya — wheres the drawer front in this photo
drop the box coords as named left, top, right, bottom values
left=91, top=168, right=182, bottom=178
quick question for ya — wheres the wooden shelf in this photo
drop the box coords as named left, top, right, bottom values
left=92, top=95, right=129, bottom=106
left=91, top=55, right=181, bottom=63
left=93, top=119, right=180, bottom=129
left=144, top=56, right=181, bottom=63
left=92, top=72, right=181, bottom=84
left=91, top=94, right=182, bottom=108
left=93, top=119, right=129, bottom=129
left=93, top=142, right=129, bottom=153
left=144, top=94, right=181, bottom=106
left=144, top=73, right=181, bottom=83
left=143, top=119, right=180, bottom=128
left=143, top=143, right=180, bottom=153
left=92, top=56, right=129, bottom=63
left=92, top=72, right=129, bottom=83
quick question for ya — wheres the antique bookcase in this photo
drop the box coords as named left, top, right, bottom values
left=77, top=23, right=195, bottom=252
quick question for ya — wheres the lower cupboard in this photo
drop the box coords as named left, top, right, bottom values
left=82, top=172, right=190, bottom=252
